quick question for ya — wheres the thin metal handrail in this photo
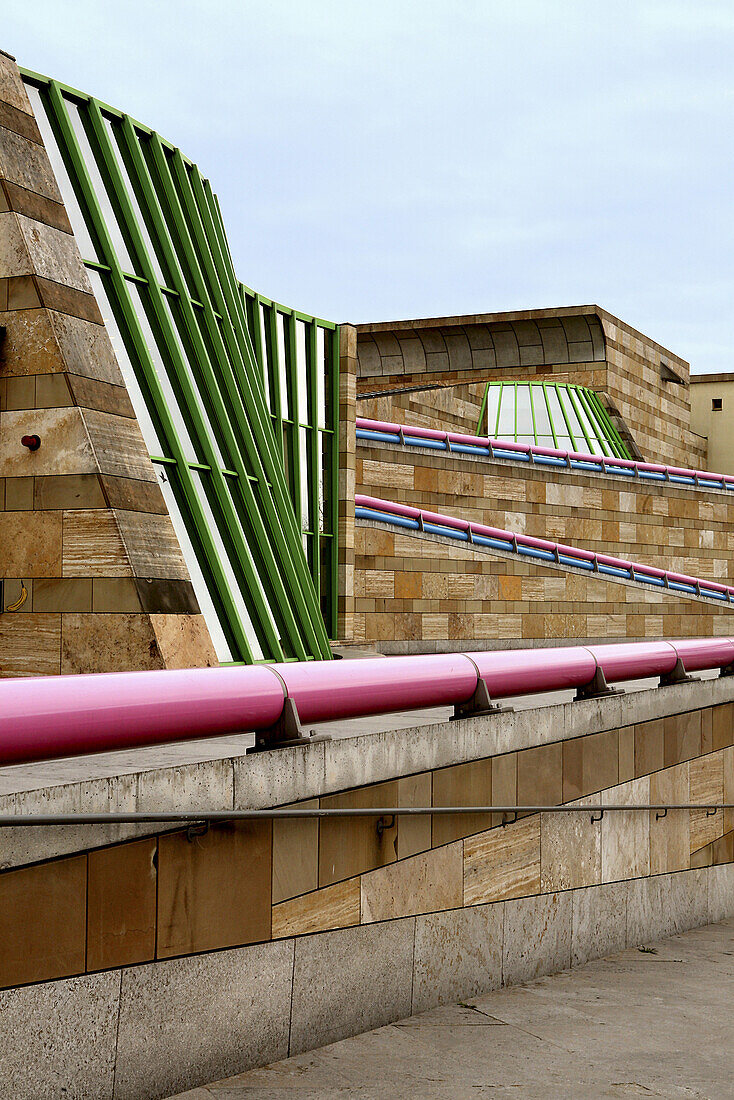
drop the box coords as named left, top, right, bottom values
left=0, top=805, right=731, bottom=826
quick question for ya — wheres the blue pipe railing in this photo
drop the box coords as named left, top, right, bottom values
left=355, top=495, right=734, bottom=606
left=356, top=418, right=732, bottom=492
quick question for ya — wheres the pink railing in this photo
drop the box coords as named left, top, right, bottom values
left=356, top=417, right=734, bottom=491
left=355, top=494, right=734, bottom=603
left=0, top=638, right=732, bottom=765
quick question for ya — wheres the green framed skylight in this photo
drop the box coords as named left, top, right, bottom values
left=476, top=381, right=630, bottom=459
left=21, top=69, right=338, bottom=664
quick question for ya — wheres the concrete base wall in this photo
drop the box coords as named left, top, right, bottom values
left=1, top=863, right=732, bottom=1100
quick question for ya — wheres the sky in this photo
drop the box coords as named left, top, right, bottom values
left=5, top=1, right=734, bottom=372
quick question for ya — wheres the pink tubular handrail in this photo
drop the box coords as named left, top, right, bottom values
left=355, top=494, right=734, bottom=602
left=356, top=417, right=734, bottom=490
left=0, top=637, right=732, bottom=766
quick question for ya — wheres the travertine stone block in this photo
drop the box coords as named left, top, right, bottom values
left=13, top=213, right=91, bottom=292
left=601, top=776, right=651, bottom=883
left=396, top=771, right=432, bottom=859
left=115, top=509, right=192, bottom=580
left=59, top=612, right=163, bottom=674
left=0, top=509, right=61, bottom=575
left=0, top=970, right=120, bottom=1100
left=114, top=939, right=294, bottom=1099
left=0, top=128, right=63, bottom=202
left=289, top=919, right=414, bottom=1055
left=0, top=307, right=62, bottom=375
left=361, top=842, right=463, bottom=922
left=49, top=309, right=125, bottom=385
left=0, top=406, right=95, bottom=477
left=540, top=802, right=602, bottom=891
left=708, top=862, right=734, bottom=923
left=87, top=838, right=157, bottom=971
left=571, top=880, right=628, bottom=967
left=634, top=718, right=665, bottom=776
left=689, top=752, right=724, bottom=851
left=0, top=854, right=86, bottom=987
left=319, top=780, right=399, bottom=886
left=272, top=798, right=319, bottom=904
left=502, top=890, right=572, bottom=986
left=562, top=729, right=618, bottom=801
left=82, top=408, right=157, bottom=482
left=712, top=703, right=734, bottom=751
left=517, top=740, right=563, bottom=806
left=412, top=902, right=503, bottom=1014
left=272, top=878, right=360, bottom=938
left=464, top=816, right=541, bottom=904
left=0, top=611, right=61, bottom=675
left=650, top=763, right=690, bottom=874
left=62, top=510, right=130, bottom=577
left=432, top=757, right=493, bottom=845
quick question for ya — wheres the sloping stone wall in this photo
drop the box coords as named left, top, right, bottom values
left=0, top=50, right=216, bottom=675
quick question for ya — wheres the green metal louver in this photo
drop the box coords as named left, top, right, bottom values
left=21, top=69, right=338, bottom=664
left=475, top=381, right=630, bottom=459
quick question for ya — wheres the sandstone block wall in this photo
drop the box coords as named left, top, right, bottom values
left=0, top=51, right=216, bottom=675
left=355, top=520, right=734, bottom=651
left=356, top=307, right=707, bottom=467
left=357, top=442, right=734, bottom=582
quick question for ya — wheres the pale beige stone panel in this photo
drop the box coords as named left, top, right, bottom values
left=601, top=776, right=651, bottom=883
left=689, top=752, right=724, bottom=852
left=361, top=843, right=463, bottom=923
left=650, top=763, right=690, bottom=874
left=411, top=902, right=503, bottom=1014
left=0, top=407, right=95, bottom=477
left=464, top=817, right=541, bottom=905
left=571, top=880, right=628, bottom=967
left=540, top=801, right=602, bottom=891
left=272, top=878, right=360, bottom=938
left=502, top=890, right=572, bottom=987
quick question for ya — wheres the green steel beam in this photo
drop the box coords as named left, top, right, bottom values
left=24, top=68, right=338, bottom=660
left=475, top=381, right=490, bottom=437
left=40, top=81, right=255, bottom=661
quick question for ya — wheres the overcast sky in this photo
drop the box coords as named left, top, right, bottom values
left=5, top=1, right=734, bottom=371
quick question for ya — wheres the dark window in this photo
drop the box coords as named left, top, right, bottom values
left=713, top=398, right=723, bottom=411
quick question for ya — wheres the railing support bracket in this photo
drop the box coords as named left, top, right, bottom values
left=451, top=677, right=512, bottom=721
left=248, top=697, right=332, bottom=752
left=575, top=667, right=623, bottom=701
left=659, top=657, right=698, bottom=688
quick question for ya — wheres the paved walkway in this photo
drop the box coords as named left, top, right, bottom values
left=171, top=917, right=734, bottom=1099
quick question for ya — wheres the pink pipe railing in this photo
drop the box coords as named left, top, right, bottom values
left=355, top=494, right=734, bottom=601
left=356, top=417, right=734, bottom=490
left=0, top=638, right=732, bottom=766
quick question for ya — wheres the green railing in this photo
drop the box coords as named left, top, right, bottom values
left=21, top=70, right=338, bottom=663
